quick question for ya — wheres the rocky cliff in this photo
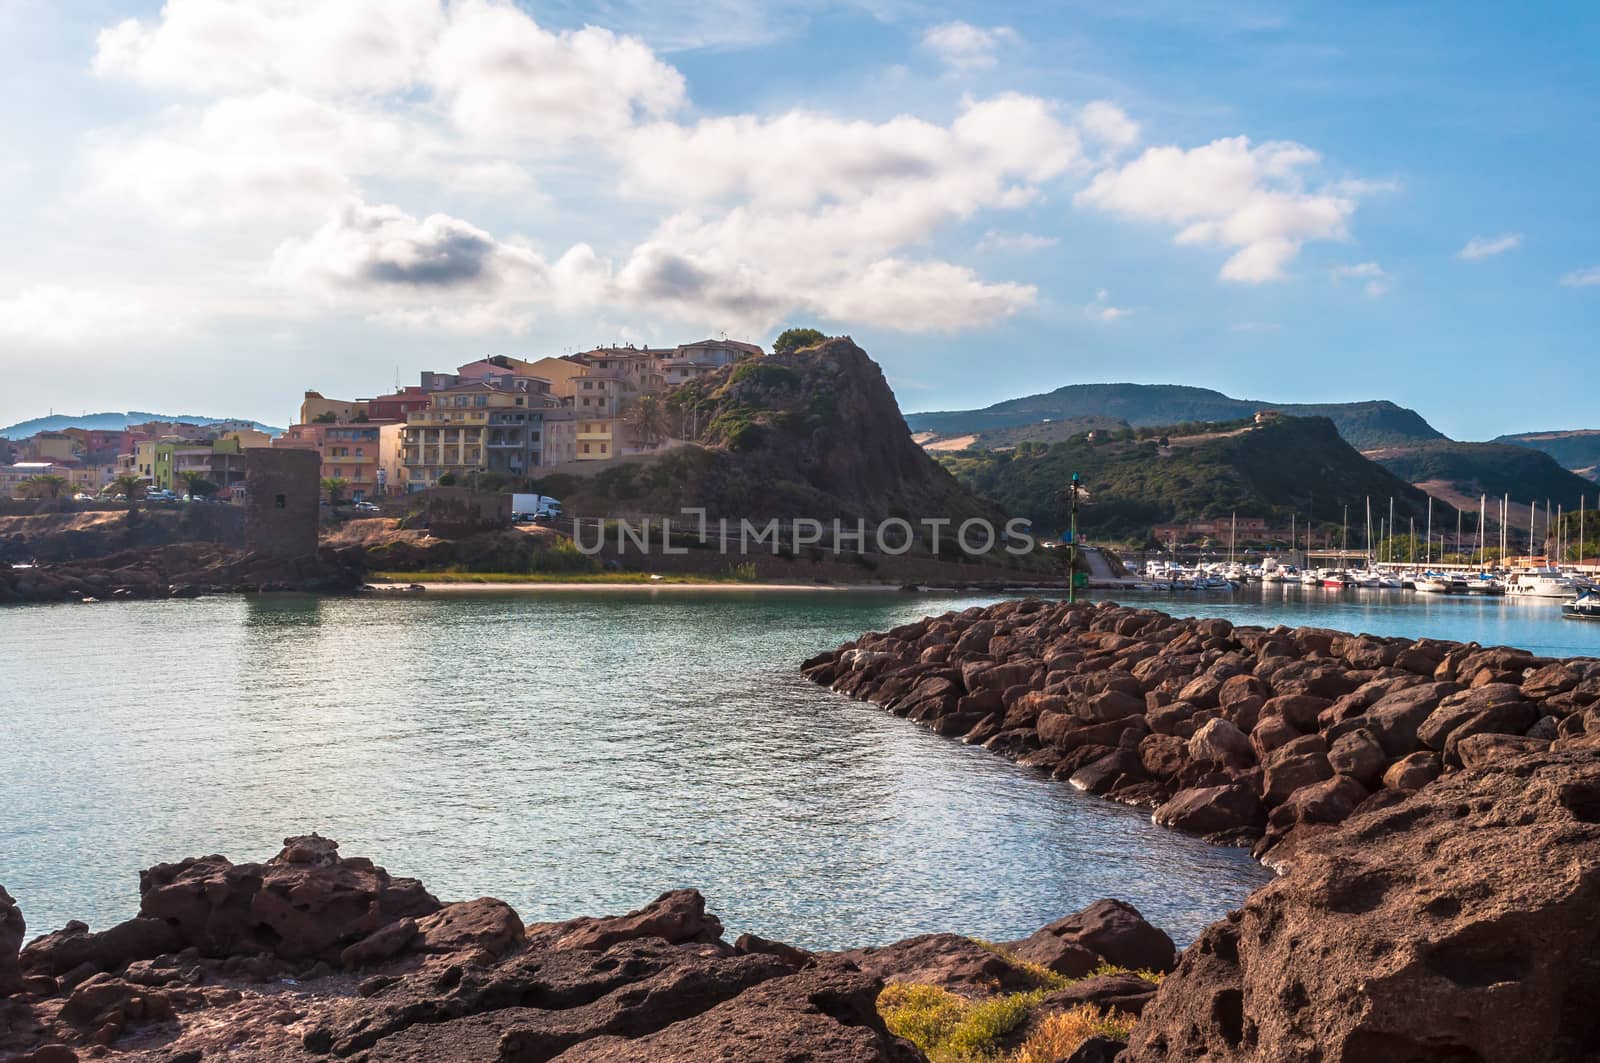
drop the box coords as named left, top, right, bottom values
left=539, top=338, right=1007, bottom=529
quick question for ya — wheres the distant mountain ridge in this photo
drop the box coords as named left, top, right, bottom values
left=1367, top=441, right=1597, bottom=504
left=907, top=383, right=1445, bottom=451
left=1492, top=429, right=1600, bottom=482
left=0, top=411, right=282, bottom=438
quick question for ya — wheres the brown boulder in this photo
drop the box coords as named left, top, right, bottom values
left=1456, top=732, right=1552, bottom=769
left=1258, top=694, right=1331, bottom=732
left=135, top=834, right=440, bottom=964
left=1139, top=733, right=1189, bottom=780
left=1417, top=685, right=1538, bottom=753
left=1269, top=774, right=1368, bottom=827
left=1362, top=681, right=1460, bottom=757
left=19, top=918, right=182, bottom=979
left=832, top=932, right=1041, bottom=993
left=1187, top=718, right=1253, bottom=769
left=0, top=886, right=21, bottom=997
left=551, top=889, right=723, bottom=951
left=1153, top=784, right=1266, bottom=841
left=1382, top=750, right=1443, bottom=791
left=1081, top=689, right=1146, bottom=723
left=1015, top=899, right=1176, bottom=974
left=1039, top=971, right=1159, bottom=1016
left=553, top=961, right=921, bottom=1062
left=1326, top=728, right=1386, bottom=787
left=1126, top=751, right=1600, bottom=1063
left=1262, top=742, right=1334, bottom=806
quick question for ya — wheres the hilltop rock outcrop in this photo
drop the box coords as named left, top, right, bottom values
left=804, top=598, right=1600, bottom=863
left=1124, top=750, right=1600, bottom=1062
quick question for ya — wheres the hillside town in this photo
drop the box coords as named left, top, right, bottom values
left=0, top=338, right=762, bottom=503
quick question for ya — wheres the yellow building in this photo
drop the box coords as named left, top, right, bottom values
left=401, top=381, right=550, bottom=490
left=299, top=391, right=369, bottom=425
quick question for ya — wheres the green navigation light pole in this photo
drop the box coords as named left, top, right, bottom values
left=1067, top=472, right=1081, bottom=603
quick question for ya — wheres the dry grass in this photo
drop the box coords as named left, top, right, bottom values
left=1012, top=1004, right=1135, bottom=1063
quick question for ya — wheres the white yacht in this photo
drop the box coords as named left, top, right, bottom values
left=1506, top=568, right=1580, bottom=598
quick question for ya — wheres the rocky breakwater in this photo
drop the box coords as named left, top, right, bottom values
left=0, top=834, right=1172, bottom=1062
left=1124, top=749, right=1600, bottom=1061
left=802, top=598, right=1600, bottom=863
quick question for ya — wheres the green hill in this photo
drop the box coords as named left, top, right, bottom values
left=938, top=416, right=1432, bottom=541
left=1493, top=430, right=1600, bottom=481
left=1367, top=441, right=1597, bottom=506
left=907, top=383, right=1444, bottom=450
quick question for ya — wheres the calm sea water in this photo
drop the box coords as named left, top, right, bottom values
left=1, top=585, right=1589, bottom=950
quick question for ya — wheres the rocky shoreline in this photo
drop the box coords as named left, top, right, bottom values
left=1, top=835, right=1180, bottom=1062
left=802, top=597, right=1600, bottom=864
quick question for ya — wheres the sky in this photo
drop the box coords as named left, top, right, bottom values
left=0, top=0, right=1596, bottom=439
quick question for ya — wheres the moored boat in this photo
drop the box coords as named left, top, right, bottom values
left=1564, top=592, right=1600, bottom=621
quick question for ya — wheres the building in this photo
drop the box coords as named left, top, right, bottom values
left=23, top=432, right=83, bottom=464
left=152, top=438, right=246, bottom=494
left=401, top=380, right=553, bottom=491
left=1151, top=518, right=1273, bottom=544
left=366, top=388, right=434, bottom=424
left=272, top=422, right=396, bottom=501
left=1, top=462, right=67, bottom=498
left=299, top=392, right=369, bottom=425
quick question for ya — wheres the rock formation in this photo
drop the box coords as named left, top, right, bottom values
left=1, top=837, right=1170, bottom=1061
left=1125, top=750, right=1600, bottom=1062
left=805, top=598, right=1600, bottom=862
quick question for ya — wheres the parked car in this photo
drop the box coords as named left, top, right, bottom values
left=353, top=501, right=381, bottom=513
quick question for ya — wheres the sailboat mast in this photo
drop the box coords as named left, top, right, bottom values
left=1426, top=497, right=1433, bottom=567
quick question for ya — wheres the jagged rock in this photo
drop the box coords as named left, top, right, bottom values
left=135, top=834, right=440, bottom=965
left=1326, top=727, right=1386, bottom=786
left=416, top=897, right=524, bottom=959
left=734, top=933, right=814, bottom=968
left=832, top=933, right=1042, bottom=993
left=1039, top=972, right=1159, bottom=1016
left=1381, top=750, right=1442, bottom=791
left=1125, top=751, right=1600, bottom=1062
left=1154, top=784, right=1266, bottom=840
left=0, top=887, right=22, bottom=997
left=552, top=962, right=922, bottom=1062
left=1187, top=718, right=1253, bottom=768
left=1010, top=899, right=1175, bottom=975
left=19, top=918, right=182, bottom=979
left=1456, top=732, right=1551, bottom=769
left=546, top=889, right=723, bottom=951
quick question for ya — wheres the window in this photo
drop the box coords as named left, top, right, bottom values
left=274, top=494, right=286, bottom=509
left=582, top=443, right=591, bottom=454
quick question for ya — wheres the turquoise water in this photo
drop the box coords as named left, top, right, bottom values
left=1, top=590, right=1278, bottom=950
left=5, top=586, right=1588, bottom=951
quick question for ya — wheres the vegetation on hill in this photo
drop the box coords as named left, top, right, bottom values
left=907, top=383, right=1445, bottom=450
left=1367, top=441, right=1597, bottom=508
left=938, top=416, right=1432, bottom=541
left=1493, top=429, right=1600, bottom=481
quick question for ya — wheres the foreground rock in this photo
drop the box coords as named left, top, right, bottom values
left=804, top=598, right=1600, bottom=862
left=0, top=837, right=1165, bottom=1062
left=1126, top=750, right=1600, bottom=1062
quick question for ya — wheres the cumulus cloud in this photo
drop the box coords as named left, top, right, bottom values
left=1075, top=136, right=1356, bottom=282
left=0, top=284, right=191, bottom=344
left=977, top=230, right=1059, bottom=253
left=1458, top=233, right=1522, bottom=262
left=1562, top=266, right=1600, bottom=287
left=1332, top=261, right=1388, bottom=297
left=1085, top=288, right=1130, bottom=321
left=920, top=21, right=1018, bottom=71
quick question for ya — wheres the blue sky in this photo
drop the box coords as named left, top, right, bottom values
left=0, top=0, right=1595, bottom=439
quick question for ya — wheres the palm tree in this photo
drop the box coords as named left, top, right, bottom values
left=321, top=477, right=350, bottom=507
left=624, top=394, right=670, bottom=448
left=21, top=474, right=69, bottom=500
left=178, top=471, right=216, bottom=499
left=109, top=474, right=145, bottom=511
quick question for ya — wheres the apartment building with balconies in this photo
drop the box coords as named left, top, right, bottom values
left=400, top=380, right=554, bottom=491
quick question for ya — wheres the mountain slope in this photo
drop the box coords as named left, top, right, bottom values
left=938, top=416, right=1432, bottom=540
left=534, top=338, right=1006, bottom=528
left=1493, top=429, right=1600, bottom=481
left=0, top=411, right=282, bottom=437
left=908, top=383, right=1445, bottom=450
left=1367, top=441, right=1598, bottom=506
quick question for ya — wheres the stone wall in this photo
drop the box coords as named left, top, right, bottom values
left=421, top=488, right=512, bottom=538
left=244, top=449, right=320, bottom=558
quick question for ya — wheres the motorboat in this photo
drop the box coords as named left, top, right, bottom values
left=1465, top=575, right=1506, bottom=596
left=1506, top=568, right=1580, bottom=599
left=1564, top=592, right=1600, bottom=621
left=1321, top=571, right=1355, bottom=588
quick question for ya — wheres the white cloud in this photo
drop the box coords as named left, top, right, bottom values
left=1559, top=266, right=1600, bottom=287
left=1332, top=261, right=1388, bottom=298
left=1078, top=100, right=1141, bottom=155
left=920, top=21, right=1018, bottom=72
left=1457, top=232, right=1522, bottom=262
left=977, top=230, right=1059, bottom=253
left=425, top=0, right=686, bottom=143
left=93, top=0, right=444, bottom=95
left=1075, top=136, right=1356, bottom=282
left=0, top=284, right=192, bottom=345
left=1085, top=288, right=1130, bottom=321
